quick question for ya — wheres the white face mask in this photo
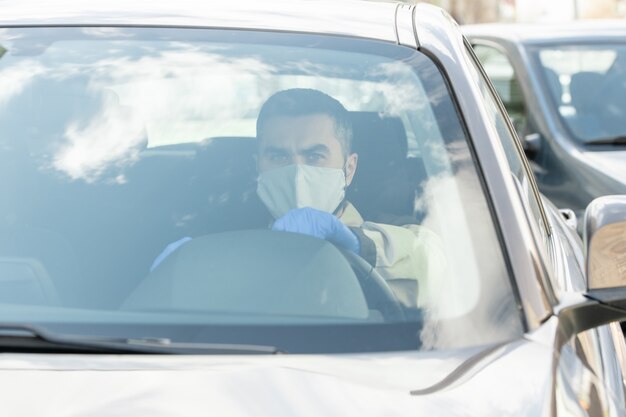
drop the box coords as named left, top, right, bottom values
left=257, top=164, right=347, bottom=219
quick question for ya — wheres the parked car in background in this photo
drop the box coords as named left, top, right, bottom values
left=464, top=22, right=626, bottom=229
left=1, top=1, right=626, bottom=416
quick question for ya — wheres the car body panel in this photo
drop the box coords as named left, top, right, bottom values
left=582, top=150, right=626, bottom=184
left=0, top=338, right=553, bottom=417
left=463, top=21, right=626, bottom=45
left=395, top=3, right=418, bottom=48
left=0, top=0, right=398, bottom=43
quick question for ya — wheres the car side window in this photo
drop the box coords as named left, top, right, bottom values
left=464, top=41, right=551, bottom=244
left=472, top=44, right=528, bottom=140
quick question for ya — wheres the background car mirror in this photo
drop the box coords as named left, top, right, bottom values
left=522, top=132, right=541, bottom=157
left=584, top=195, right=626, bottom=292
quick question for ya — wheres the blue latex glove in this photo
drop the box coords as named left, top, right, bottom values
left=150, top=236, right=192, bottom=272
left=272, top=207, right=360, bottom=254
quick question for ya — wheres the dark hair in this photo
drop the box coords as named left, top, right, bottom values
left=256, top=88, right=353, bottom=156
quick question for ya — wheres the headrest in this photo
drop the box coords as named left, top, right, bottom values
left=349, top=111, right=407, bottom=181
left=195, top=136, right=257, bottom=184
left=570, top=71, right=603, bottom=111
left=191, top=136, right=265, bottom=231
left=347, top=111, right=414, bottom=221
left=350, top=111, right=407, bottom=154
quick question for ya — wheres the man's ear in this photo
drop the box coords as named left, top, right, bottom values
left=344, top=153, right=358, bottom=186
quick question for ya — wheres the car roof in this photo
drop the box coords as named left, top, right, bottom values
left=0, top=0, right=400, bottom=42
left=463, top=20, right=626, bottom=45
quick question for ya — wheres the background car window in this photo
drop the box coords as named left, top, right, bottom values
left=0, top=27, right=522, bottom=353
left=473, top=44, right=528, bottom=140
left=534, top=44, right=626, bottom=143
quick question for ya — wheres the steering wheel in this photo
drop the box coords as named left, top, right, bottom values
left=339, top=249, right=406, bottom=322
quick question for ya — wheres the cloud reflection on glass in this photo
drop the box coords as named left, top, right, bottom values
left=0, top=60, right=45, bottom=107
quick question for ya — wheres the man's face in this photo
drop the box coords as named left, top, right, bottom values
left=257, top=114, right=358, bottom=185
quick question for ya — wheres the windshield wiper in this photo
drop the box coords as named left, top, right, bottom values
left=585, top=135, right=626, bottom=146
left=0, top=324, right=282, bottom=355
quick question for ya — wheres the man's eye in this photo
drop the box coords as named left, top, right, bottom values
left=306, top=153, right=324, bottom=163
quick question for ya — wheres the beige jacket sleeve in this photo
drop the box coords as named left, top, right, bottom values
left=339, top=202, right=446, bottom=308
left=360, top=222, right=446, bottom=308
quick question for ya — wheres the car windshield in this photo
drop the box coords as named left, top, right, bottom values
left=0, top=27, right=522, bottom=353
left=534, top=43, right=626, bottom=144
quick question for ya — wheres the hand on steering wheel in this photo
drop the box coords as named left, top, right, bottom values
left=271, top=207, right=360, bottom=254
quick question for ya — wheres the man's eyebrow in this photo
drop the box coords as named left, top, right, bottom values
left=301, top=144, right=330, bottom=154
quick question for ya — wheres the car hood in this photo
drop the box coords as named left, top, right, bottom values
left=0, top=337, right=553, bottom=417
left=582, top=149, right=626, bottom=186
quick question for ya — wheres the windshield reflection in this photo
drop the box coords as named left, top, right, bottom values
left=4, top=46, right=440, bottom=182
left=418, top=155, right=521, bottom=349
left=0, top=60, right=45, bottom=107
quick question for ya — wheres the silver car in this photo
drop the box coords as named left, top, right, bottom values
left=1, top=1, right=626, bottom=416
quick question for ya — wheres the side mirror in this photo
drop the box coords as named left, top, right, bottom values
left=522, top=132, right=541, bottom=156
left=583, top=196, right=626, bottom=311
left=585, top=195, right=626, bottom=291
left=556, top=196, right=626, bottom=339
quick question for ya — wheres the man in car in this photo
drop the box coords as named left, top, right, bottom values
left=255, top=88, right=368, bottom=262
left=153, top=88, right=445, bottom=308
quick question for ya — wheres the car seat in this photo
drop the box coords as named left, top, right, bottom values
left=188, top=136, right=268, bottom=234
left=569, top=71, right=606, bottom=140
left=0, top=76, right=148, bottom=307
left=346, top=111, right=426, bottom=225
